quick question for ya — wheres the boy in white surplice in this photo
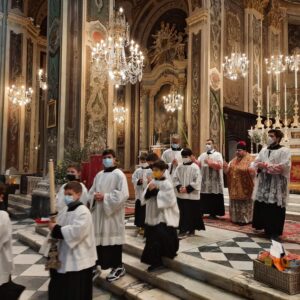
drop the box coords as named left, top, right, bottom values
left=88, top=149, right=129, bottom=282
left=48, top=181, right=97, bottom=300
left=141, top=160, right=179, bottom=272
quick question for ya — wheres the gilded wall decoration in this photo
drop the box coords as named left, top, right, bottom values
left=209, top=67, right=221, bottom=91
left=139, top=85, right=150, bottom=150
left=6, top=31, right=22, bottom=169
left=210, top=90, right=221, bottom=150
left=149, top=21, right=186, bottom=68
left=243, top=0, right=269, bottom=14
left=210, top=0, right=221, bottom=69
left=268, top=0, right=284, bottom=31
left=288, top=24, right=300, bottom=54
left=116, top=87, right=125, bottom=168
left=87, top=0, right=108, bottom=22
left=85, top=19, right=108, bottom=153
left=191, top=32, right=201, bottom=154
left=48, top=18, right=61, bottom=55
left=23, top=39, right=34, bottom=171
left=226, top=12, right=241, bottom=52
left=95, top=0, right=103, bottom=12
left=224, top=79, right=241, bottom=107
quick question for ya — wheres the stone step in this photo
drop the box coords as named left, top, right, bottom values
left=17, top=227, right=46, bottom=252
left=8, top=200, right=31, bottom=213
left=122, top=252, right=245, bottom=300
left=8, top=208, right=28, bottom=220
left=8, top=194, right=32, bottom=206
left=94, top=271, right=180, bottom=300
left=123, top=235, right=299, bottom=300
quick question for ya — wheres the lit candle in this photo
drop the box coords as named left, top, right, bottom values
left=48, top=159, right=56, bottom=215
left=284, top=83, right=287, bottom=114
left=267, top=85, right=270, bottom=115
left=295, top=68, right=298, bottom=90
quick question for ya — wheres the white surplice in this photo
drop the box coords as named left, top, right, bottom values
left=161, top=148, right=183, bottom=175
left=132, top=167, right=152, bottom=200
left=0, top=211, right=13, bottom=285
left=88, top=168, right=129, bottom=246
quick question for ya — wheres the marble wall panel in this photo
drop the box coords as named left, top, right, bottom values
left=288, top=24, right=300, bottom=54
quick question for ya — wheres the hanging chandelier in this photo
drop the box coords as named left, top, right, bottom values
left=91, top=7, right=144, bottom=87
left=38, top=69, right=48, bottom=90
left=222, top=52, right=249, bottom=80
left=113, top=105, right=128, bottom=124
left=285, top=54, right=300, bottom=72
left=265, top=55, right=286, bottom=75
left=7, top=84, right=33, bottom=106
left=163, top=86, right=184, bottom=113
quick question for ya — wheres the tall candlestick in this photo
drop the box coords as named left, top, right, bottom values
left=267, top=85, right=270, bottom=115
left=48, top=159, right=56, bottom=215
left=284, top=83, right=287, bottom=114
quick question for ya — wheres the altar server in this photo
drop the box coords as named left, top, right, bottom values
left=252, top=129, right=291, bottom=239
left=161, top=134, right=183, bottom=175
left=141, top=160, right=179, bottom=272
left=89, top=149, right=129, bottom=282
left=56, top=163, right=89, bottom=213
left=173, top=148, right=205, bottom=239
left=132, top=153, right=152, bottom=235
left=198, top=139, right=225, bottom=218
left=48, top=181, right=97, bottom=300
left=0, top=184, right=25, bottom=300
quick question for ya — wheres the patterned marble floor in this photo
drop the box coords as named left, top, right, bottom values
left=10, top=219, right=120, bottom=300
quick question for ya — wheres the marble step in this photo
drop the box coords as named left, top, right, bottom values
left=8, top=207, right=28, bottom=220
left=94, top=271, right=180, bottom=300
left=17, top=226, right=300, bottom=300
left=8, top=194, right=32, bottom=206
left=123, top=235, right=300, bottom=300
left=8, top=200, right=31, bottom=213
left=122, top=252, right=245, bottom=300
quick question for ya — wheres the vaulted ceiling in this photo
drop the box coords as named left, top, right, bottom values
left=27, top=0, right=48, bottom=36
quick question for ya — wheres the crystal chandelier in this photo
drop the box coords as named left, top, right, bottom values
left=163, top=86, right=184, bottom=113
left=91, top=7, right=144, bottom=87
left=222, top=52, right=249, bottom=80
left=113, top=105, right=128, bottom=124
left=7, top=84, right=33, bottom=106
left=265, top=55, right=286, bottom=75
left=38, top=69, right=48, bottom=90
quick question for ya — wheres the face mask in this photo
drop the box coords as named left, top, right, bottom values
left=66, top=174, right=77, bottom=181
left=206, top=144, right=212, bottom=151
left=103, top=158, right=114, bottom=168
left=182, top=157, right=191, bottom=164
left=267, top=137, right=275, bottom=146
left=152, top=170, right=163, bottom=179
left=172, top=143, right=180, bottom=149
left=140, top=162, right=148, bottom=168
left=64, top=195, right=74, bottom=206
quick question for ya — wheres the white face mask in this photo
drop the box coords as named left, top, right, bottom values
left=205, top=144, right=213, bottom=151
left=182, top=157, right=192, bottom=164
left=140, top=162, right=148, bottom=168
left=267, top=136, right=275, bottom=146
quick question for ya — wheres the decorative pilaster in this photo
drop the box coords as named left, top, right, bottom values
left=186, top=7, right=209, bottom=155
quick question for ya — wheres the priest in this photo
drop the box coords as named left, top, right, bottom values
left=252, top=129, right=291, bottom=239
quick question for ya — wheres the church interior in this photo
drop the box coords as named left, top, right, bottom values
left=1, top=0, right=300, bottom=299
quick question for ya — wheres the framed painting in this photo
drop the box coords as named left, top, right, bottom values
left=47, top=99, right=57, bottom=128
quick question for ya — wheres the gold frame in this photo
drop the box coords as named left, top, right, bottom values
left=46, top=99, right=57, bottom=128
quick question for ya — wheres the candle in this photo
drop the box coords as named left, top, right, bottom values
left=267, top=85, right=270, bottom=115
left=284, top=83, right=287, bottom=114
left=296, top=69, right=298, bottom=90
left=276, top=74, right=279, bottom=93
left=48, top=159, right=56, bottom=215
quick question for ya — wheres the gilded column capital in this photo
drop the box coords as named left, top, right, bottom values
left=186, top=8, right=208, bottom=29
left=244, top=0, right=269, bottom=14
left=268, top=0, right=285, bottom=31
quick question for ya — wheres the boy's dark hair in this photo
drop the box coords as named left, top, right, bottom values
left=181, top=148, right=193, bottom=157
left=67, top=162, right=81, bottom=172
left=146, top=153, right=159, bottom=162
left=0, top=183, right=6, bottom=195
left=102, top=149, right=116, bottom=157
left=151, top=160, right=168, bottom=171
left=139, top=152, right=148, bottom=161
left=268, top=129, right=284, bottom=141
left=206, top=138, right=214, bottom=144
left=64, top=181, right=82, bottom=194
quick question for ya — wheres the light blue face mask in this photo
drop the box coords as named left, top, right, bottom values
left=172, top=143, right=180, bottom=149
left=64, top=195, right=74, bottom=206
left=103, top=158, right=114, bottom=168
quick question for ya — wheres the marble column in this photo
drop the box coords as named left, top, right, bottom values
left=186, top=7, right=209, bottom=155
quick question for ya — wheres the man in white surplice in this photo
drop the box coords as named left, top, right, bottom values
left=88, top=149, right=129, bottom=282
left=161, top=134, right=183, bottom=176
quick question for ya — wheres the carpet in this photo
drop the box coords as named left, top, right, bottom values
left=203, top=213, right=300, bottom=244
